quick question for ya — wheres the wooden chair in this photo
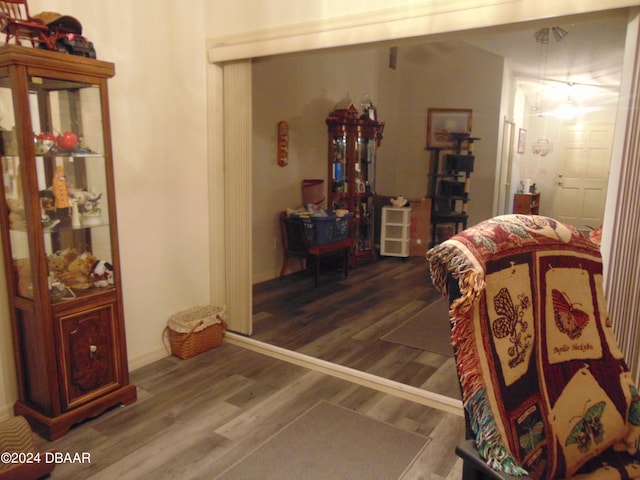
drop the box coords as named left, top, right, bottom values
left=279, top=211, right=352, bottom=287
left=0, top=0, right=48, bottom=46
left=427, top=215, right=640, bottom=480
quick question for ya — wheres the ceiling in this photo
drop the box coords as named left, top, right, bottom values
left=385, top=9, right=629, bottom=116
left=459, top=9, right=629, bottom=114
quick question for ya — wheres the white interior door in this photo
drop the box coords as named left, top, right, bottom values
left=553, top=124, right=613, bottom=233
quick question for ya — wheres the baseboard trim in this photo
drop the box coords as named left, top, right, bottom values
left=0, top=403, right=13, bottom=422
left=224, top=332, right=464, bottom=417
left=128, top=346, right=170, bottom=372
left=252, top=268, right=281, bottom=285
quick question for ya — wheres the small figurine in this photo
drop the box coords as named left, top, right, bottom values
left=82, top=189, right=103, bottom=226
left=70, top=198, right=81, bottom=227
left=51, top=165, right=70, bottom=216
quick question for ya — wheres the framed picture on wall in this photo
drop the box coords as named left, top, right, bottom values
left=517, top=128, right=527, bottom=154
left=426, top=108, right=472, bottom=150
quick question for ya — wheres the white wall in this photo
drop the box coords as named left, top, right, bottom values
left=0, top=0, right=210, bottom=417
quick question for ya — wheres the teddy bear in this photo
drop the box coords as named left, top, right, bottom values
left=47, top=252, right=68, bottom=277
left=6, top=197, right=26, bottom=229
left=46, top=248, right=79, bottom=280
left=59, top=248, right=79, bottom=264
left=57, top=251, right=97, bottom=289
left=13, top=258, right=32, bottom=298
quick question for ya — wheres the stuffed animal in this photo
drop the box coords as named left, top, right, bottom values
left=90, top=260, right=114, bottom=288
left=13, top=258, right=32, bottom=298
left=57, top=252, right=97, bottom=289
left=6, top=197, right=26, bottom=229
left=47, top=253, right=68, bottom=276
left=59, top=248, right=79, bottom=265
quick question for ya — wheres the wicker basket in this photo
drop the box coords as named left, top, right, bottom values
left=165, top=305, right=227, bottom=359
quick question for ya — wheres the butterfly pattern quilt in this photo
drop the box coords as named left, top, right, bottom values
left=427, top=215, right=640, bottom=479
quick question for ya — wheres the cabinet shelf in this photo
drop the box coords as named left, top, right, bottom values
left=41, top=152, right=104, bottom=158
left=8, top=152, right=105, bottom=159
left=50, top=285, right=116, bottom=306
left=11, top=221, right=110, bottom=233
left=432, top=195, right=468, bottom=201
left=432, top=211, right=468, bottom=219
left=434, top=174, right=463, bottom=179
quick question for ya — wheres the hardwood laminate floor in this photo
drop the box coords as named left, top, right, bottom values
left=39, top=255, right=467, bottom=479
left=44, top=343, right=465, bottom=479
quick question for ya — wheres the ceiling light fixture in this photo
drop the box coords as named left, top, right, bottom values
left=532, top=139, right=553, bottom=157
left=552, top=26, right=569, bottom=42
left=535, top=28, right=549, bottom=44
left=535, top=27, right=568, bottom=45
left=532, top=27, right=569, bottom=116
left=554, top=97, right=579, bottom=120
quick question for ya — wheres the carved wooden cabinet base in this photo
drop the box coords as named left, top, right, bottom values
left=59, top=303, right=120, bottom=409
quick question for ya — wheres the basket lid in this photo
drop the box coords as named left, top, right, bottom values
left=167, top=305, right=226, bottom=333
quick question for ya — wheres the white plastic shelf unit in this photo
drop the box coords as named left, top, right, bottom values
left=380, top=206, right=411, bottom=257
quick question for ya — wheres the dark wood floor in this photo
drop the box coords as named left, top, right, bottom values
left=252, top=255, right=461, bottom=399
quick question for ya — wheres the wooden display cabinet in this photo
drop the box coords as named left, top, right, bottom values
left=326, top=105, right=384, bottom=264
left=0, top=46, right=136, bottom=439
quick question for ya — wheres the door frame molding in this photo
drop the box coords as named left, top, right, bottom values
left=210, top=6, right=640, bottom=387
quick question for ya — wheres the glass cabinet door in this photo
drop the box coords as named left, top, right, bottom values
left=330, top=134, right=348, bottom=196
left=355, top=134, right=377, bottom=195
left=353, top=134, right=369, bottom=253
left=363, top=137, right=376, bottom=194
left=1, top=74, right=114, bottom=303
left=0, top=77, right=30, bottom=297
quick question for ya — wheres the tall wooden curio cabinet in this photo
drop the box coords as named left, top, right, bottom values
left=0, top=46, right=136, bottom=440
left=326, top=104, right=384, bottom=264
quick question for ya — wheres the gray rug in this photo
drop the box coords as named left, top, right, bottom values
left=381, top=299, right=454, bottom=356
left=217, top=401, right=430, bottom=480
